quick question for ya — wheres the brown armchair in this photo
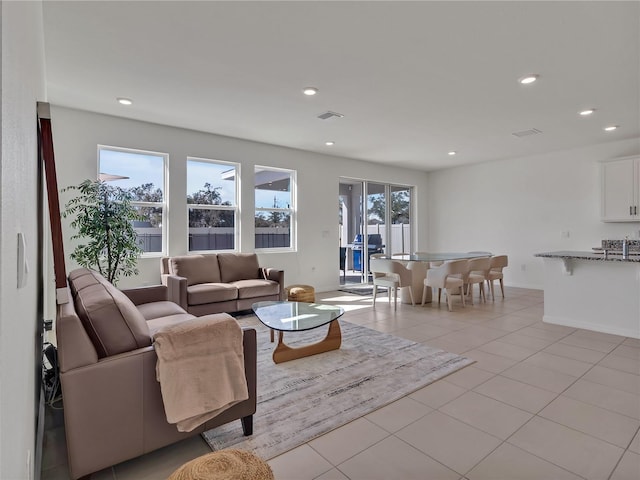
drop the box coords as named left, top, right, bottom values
left=56, top=268, right=257, bottom=479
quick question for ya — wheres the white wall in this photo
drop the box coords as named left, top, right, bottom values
left=49, top=106, right=430, bottom=293
left=0, top=2, right=47, bottom=479
left=427, top=138, right=640, bottom=289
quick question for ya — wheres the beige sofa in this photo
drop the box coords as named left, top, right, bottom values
left=56, top=268, right=257, bottom=479
left=161, top=253, right=284, bottom=316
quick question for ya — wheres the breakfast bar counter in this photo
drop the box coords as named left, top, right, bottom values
left=534, top=251, right=640, bottom=339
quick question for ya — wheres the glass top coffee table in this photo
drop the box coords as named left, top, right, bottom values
left=252, top=301, right=345, bottom=363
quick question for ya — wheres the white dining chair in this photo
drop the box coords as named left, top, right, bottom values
left=487, top=255, right=508, bottom=300
left=369, top=258, right=415, bottom=310
left=422, top=259, right=468, bottom=311
left=466, top=256, right=491, bottom=304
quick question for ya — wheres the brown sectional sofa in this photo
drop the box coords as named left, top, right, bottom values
left=56, top=268, right=257, bottom=479
left=161, top=252, right=284, bottom=316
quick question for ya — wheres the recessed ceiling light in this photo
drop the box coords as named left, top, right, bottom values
left=117, top=97, right=133, bottom=105
left=579, top=109, right=595, bottom=116
left=518, top=74, right=539, bottom=85
left=303, top=87, right=318, bottom=96
left=604, top=125, right=619, bottom=131
left=448, top=151, right=457, bottom=156
left=325, top=141, right=335, bottom=146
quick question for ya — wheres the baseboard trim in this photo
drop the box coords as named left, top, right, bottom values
left=543, top=315, right=639, bottom=339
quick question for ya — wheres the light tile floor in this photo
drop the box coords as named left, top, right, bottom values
left=42, top=287, right=640, bottom=480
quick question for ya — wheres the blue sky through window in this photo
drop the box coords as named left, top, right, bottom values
left=99, top=149, right=164, bottom=194
left=187, top=160, right=236, bottom=204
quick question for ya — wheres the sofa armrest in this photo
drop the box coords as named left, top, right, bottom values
left=121, top=285, right=168, bottom=305
left=166, top=274, right=188, bottom=309
left=61, top=345, right=156, bottom=478
left=240, top=328, right=257, bottom=409
left=262, top=268, right=285, bottom=300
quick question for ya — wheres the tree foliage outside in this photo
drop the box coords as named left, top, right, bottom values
left=255, top=195, right=290, bottom=227
left=127, top=182, right=163, bottom=227
left=187, top=182, right=234, bottom=227
left=255, top=211, right=290, bottom=228
left=62, top=179, right=143, bottom=284
left=368, top=190, right=410, bottom=225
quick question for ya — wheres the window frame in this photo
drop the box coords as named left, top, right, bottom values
left=186, top=156, right=240, bottom=253
left=97, top=144, right=168, bottom=257
left=254, top=165, right=296, bottom=252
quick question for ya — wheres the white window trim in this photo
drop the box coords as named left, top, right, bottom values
left=254, top=166, right=296, bottom=252
left=187, top=157, right=240, bottom=253
left=97, top=144, right=169, bottom=257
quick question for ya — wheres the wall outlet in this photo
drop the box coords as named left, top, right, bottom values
left=561, top=231, right=570, bottom=238
left=521, top=264, right=527, bottom=271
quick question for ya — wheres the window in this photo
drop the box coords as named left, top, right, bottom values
left=187, top=157, right=239, bottom=251
left=255, top=166, right=295, bottom=250
left=98, top=146, right=167, bottom=254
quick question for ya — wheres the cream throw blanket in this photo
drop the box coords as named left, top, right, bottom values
left=153, top=315, right=249, bottom=432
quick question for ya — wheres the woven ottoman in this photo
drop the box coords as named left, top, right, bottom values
left=268, top=284, right=316, bottom=343
left=285, top=284, right=315, bottom=303
left=168, top=449, right=273, bottom=480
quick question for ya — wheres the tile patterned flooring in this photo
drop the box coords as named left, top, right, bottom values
left=42, top=287, right=640, bottom=480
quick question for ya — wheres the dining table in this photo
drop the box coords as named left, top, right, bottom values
left=380, top=252, right=492, bottom=304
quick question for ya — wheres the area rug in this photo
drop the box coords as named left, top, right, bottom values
left=338, top=286, right=385, bottom=296
left=202, top=318, right=473, bottom=460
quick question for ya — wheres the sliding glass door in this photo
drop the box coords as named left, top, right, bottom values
left=339, top=178, right=413, bottom=285
left=339, top=179, right=364, bottom=285
left=389, top=185, right=412, bottom=255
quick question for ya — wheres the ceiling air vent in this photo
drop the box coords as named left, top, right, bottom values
left=512, top=128, right=542, bottom=138
left=317, top=111, right=345, bottom=120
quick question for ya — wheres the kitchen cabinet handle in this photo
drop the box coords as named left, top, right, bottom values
left=635, top=206, right=638, bottom=215
left=631, top=206, right=633, bottom=216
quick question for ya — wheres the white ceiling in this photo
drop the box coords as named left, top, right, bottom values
left=42, top=1, right=640, bottom=171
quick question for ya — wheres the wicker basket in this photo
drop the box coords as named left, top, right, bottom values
left=168, top=449, right=273, bottom=480
left=285, top=284, right=315, bottom=303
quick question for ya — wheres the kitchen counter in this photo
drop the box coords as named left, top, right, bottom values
left=535, top=250, right=640, bottom=262
left=535, top=252, right=640, bottom=339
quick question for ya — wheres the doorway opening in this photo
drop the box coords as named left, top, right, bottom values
left=339, top=178, right=413, bottom=286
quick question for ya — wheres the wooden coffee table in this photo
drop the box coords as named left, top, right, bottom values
left=252, top=301, right=345, bottom=363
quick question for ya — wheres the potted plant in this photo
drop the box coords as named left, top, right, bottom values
left=62, top=179, right=143, bottom=284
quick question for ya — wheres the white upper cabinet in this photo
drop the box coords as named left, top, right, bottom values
left=601, top=156, right=640, bottom=222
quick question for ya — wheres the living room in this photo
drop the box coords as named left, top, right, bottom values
left=2, top=2, right=639, bottom=480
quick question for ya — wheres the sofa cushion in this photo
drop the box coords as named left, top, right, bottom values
left=68, top=268, right=151, bottom=358
left=187, top=283, right=238, bottom=306
left=233, top=279, right=280, bottom=299
left=68, top=268, right=101, bottom=296
left=217, top=253, right=261, bottom=283
left=137, top=301, right=189, bottom=321
left=170, top=254, right=221, bottom=286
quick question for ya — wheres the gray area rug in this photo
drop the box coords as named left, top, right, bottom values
left=202, top=318, right=473, bottom=460
left=338, top=286, right=385, bottom=296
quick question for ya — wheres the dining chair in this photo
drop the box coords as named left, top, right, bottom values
left=369, top=258, right=415, bottom=310
left=466, top=256, right=491, bottom=304
left=422, top=259, right=468, bottom=311
left=487, top=255, right=508, bottom=300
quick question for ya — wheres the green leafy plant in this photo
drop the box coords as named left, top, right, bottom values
left=62, top=179, right=143, bottom=284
